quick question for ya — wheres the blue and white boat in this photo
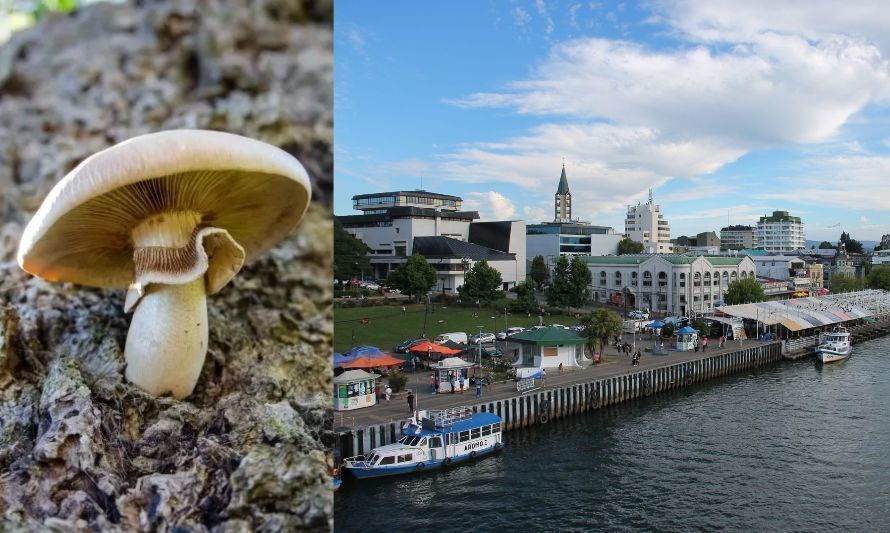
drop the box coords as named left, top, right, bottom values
left=816, top=326, right=852, bottom=363
left=342, top=407, right=503, bottom=479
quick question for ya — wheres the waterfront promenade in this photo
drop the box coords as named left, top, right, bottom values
left=336, top=334, right=769, bottom=428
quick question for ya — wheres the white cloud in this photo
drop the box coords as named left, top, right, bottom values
left=523, top=204, right=550, bottom=223
left=535, top=0, right=555, bottom=36
left=450, top=36, right=890, bottom=147
left=652, top=0, right=890, bottom=59
left=861, top=215, right=871, bottom=224
left=569, top=3, right=582, bottom=30
left=463, top=191, right=517, bottom=221
left=513, top=7, right=531, bottom=27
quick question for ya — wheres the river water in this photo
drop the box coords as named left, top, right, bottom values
left=335, top=336, right=890, bottom=531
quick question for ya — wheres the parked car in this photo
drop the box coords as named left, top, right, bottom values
left=628, top=310, right=650, bottom=320
left=496, top=326, right=525, bottom=340
left=470, top=332, right=496, bottom=344
left=394, top=338, right=427, bottom=353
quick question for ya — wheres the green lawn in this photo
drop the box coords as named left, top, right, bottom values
left=334, top=303, right=579, bottom=353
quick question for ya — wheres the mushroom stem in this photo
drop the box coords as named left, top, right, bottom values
left=124, top=277, right=208, bottom=399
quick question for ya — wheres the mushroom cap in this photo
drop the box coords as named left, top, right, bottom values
left=17, top=130, right=311, bottom=289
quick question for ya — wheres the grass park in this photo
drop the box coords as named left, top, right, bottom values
left=334, top=302, right=579, bottom=353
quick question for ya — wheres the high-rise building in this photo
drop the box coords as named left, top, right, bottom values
left=624, top=189, right=673, bottom=253
left=720, top=225, right=757, bottom=251
left=554, top=164, right=572, bottom=223
left=756, top=211, right=805, bottom=254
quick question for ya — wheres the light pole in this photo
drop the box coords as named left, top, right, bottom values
left=476, top=325, right=484, bottom=377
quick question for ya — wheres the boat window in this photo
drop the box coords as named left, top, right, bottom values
left=399, top=436, right=422, bottom=446
left=459, top=430, right=470, bottom=442
left=492, top=423, right=501, bottom=433
left=481, top=425, right=491, bottom=436
left=397, top=454, right=413, bottom=463
left=368, top=454, right=378, bottom=464
left=430, top=436, right=443, bottom=447
left=379, top=455, right=395, bottom=465
left=419, top=438, right=428, bottom=447
left=471, top=428, right=481, bottom=440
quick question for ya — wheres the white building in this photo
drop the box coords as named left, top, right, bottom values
left=625, top=189, right=673, bottom=253
left=756, top=211, right=805, bottom=254
left=720, top=225, right=757, bottom=251
left=872, top=250, right=890, bottom=266
left=751, top=255, right=813, bottom=297
left=584, top=255, right=756, bottom=316
left=337, top=190, right=525, bottom=290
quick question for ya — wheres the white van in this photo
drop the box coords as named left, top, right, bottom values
left=434, top=332, right=468, bottom=345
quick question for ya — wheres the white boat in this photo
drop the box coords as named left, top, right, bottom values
left=342, top=406, right=503, bottom=479
left=816, top=326, right=852, bottom=363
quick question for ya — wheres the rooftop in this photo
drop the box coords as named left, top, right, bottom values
left=581, top=255, right=745, bottom=266
left=352, top=190, right=461, bottom=201
left=413, top=236, right=515, bottom=261
left=509, top=326, right=586, bottom=346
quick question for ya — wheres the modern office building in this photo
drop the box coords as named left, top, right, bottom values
left=720, top=225, right=757, bottom=251
left=756, top=211, right=805, bottom=254
left=584, top=254, right=756, bottom=316
left=337, top=190, right=525, bottom=290
left=625, top=189, right=673, bottom=253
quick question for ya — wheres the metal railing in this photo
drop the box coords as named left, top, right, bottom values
left=426, top=406, right=473, bottom=427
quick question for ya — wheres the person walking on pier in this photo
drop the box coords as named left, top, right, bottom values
left=407, top=390, right=415, bottom=414
left=458, top=373, right=465, bottom=393
left=429, top=374, right=436, bottom=394
left=384, top=385, right=392, bottom=403
left=719, top=335, right=725, bottom=348
left=476, top=380, right=482, bottom=399
left=702, top=336, right=709, bottom=351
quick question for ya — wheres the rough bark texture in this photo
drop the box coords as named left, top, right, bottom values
left=0, top=0, right=333, bottom=530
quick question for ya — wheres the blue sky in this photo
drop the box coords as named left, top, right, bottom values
left=335, top=0, right=890, bottom=243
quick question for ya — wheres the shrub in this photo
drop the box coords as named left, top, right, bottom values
left=388, top=371, right=408, bottom=393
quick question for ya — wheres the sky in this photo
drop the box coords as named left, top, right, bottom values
left=335, top=0, right=890, bottom=243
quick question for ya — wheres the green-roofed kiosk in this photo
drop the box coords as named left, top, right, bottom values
left=508, top=326, right=588, bottom=370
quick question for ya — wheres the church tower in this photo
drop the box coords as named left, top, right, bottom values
left=554, top=164, right=572, bottom=223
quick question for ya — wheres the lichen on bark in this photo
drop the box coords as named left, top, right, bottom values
left=0, top=0, right=333, bottom=530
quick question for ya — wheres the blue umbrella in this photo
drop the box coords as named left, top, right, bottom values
left=676, top=326, right=698, bottom=334
left=343, top=345, right=387, bottom=359
left=647, top=320, right=665, bottom=328
left=333, top=352, right=354, bottom=368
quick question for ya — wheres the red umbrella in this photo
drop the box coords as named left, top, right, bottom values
left=339, top=354, right=405, bottom=369
left=409, top=341, right=460, bottom=355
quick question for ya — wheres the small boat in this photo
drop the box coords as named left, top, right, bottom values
left=342, top=407, right=503, bottom=479
left=816, top=326, right=852, bottom=363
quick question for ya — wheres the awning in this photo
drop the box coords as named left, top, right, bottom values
left=716, top=293, right=879, bottom=332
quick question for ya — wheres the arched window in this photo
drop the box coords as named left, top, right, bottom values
left=693, top=272, right=701, bottom=287
left=600, top=270, right=607, bottom=287
left=704, top=272, right=711, bottom=286
left=615, top=271, right=622, bottom=287
left=643, top=271, right=652, bottom=287
left=730, top=271, right=738, bottom=283
left=722, top=271, right=729, bottom=285
left=741, top=271, right=747, bottom=279
left=679, top=273, right=686, bottom=287
left=631, top=271, right=638, bottom=286
left=750, top=271, right=755, bottom=279
left=658, top=271, right=667, bottom=288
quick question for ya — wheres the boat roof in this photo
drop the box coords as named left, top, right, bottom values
left=403, top=412, right=501, bottom=436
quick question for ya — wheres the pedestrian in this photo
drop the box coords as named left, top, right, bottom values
left=429, top=374, right=436, bottom=394
left=411, top=356, right=416, bottom=372
left=402, top=305, right=406, bottom=314
left=719, top=335, right=725, bottom=348
left=476, top=380, right=482, bottom=399
left=384, top=385, right=392, bottom=403
left=458, top=373, right=465, bottom=394
left=407, top=390, right=415, bottom=413
left=450, top=375, right=457, bottom=394
left=703, top=336, right=709, bottom=351
left=558, top=362, right=564, bottom=373
left=694, top=340, right=699, bottom=352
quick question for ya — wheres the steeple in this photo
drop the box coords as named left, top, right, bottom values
left=554, top=163, right=572, bottom=223
left=557, top=164, right=570, bottom=194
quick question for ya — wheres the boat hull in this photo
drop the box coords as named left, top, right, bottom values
left=816, top=347, right=851, bottom=363
left=345, top=444, right=502, bottom=480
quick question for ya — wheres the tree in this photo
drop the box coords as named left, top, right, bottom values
left=530, top=255, right=549, bottom=289
left=867, top=266, right=890, bottom=290
left=818, top=241, right=836, bottom=250
left=511, top=279, right=538, bottom=313
left=567, top=256, right=593, bottom=308
left=387, top=254, right=438, bottom=302
left=546, top=255, right=572, bottom=307
left=334, top=219, right=372, bottom=282
left=457, top=260, right=503, bottom=303
left=660, top=322, right=675, bottom=339
left=691, top=318, right=710, bottom=337
left=724, top=278, right=767, bottom=305
left=618, top=238, right=645, bottom=255
left=580, top=308, right=622, bottom=361
left=830, top=273, right=863, bottom=293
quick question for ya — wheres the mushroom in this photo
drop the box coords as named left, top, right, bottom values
left=17, top=130, right=311, bottom=399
